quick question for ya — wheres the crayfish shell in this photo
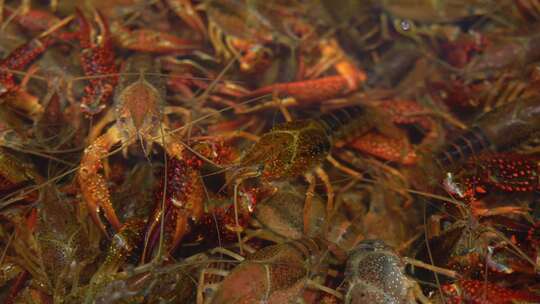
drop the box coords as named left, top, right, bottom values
left=240, top=119, right=331, bottom=180
left=345, top=240, right=411, bottom=304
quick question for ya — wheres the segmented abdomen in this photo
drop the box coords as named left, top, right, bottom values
left=435, top=97, right=540, bottom=168
left=435, top=126, right=491, bottom=168
left=316, top=105, right=371, bottom=142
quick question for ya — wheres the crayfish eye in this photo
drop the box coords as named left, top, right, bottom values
left=150, top=115, right=160, bottom=125
left=118, top=115, right=129, bottom=125
left=256, top=164, right=264, bottom=175
left=399, top=19, right=412, bottom=31
left=394, top=18, right=416, bottom=36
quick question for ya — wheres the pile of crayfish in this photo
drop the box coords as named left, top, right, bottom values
left=2, top=0, right=540, bottom=303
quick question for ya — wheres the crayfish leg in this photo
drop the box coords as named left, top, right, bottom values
left=303, top=172, right=317, bottom=236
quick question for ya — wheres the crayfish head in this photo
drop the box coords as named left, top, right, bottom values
left=239, top=133, right=291, bottom=180
left=240, top=120, right=331, bottom=180
left=114, top=56, right=163, bottom=151
left=116, top=74, right=161, bottom=131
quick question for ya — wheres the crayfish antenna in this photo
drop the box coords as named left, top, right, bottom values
left=221, top=163, right=257, bottom=188
left=137, top=131, right=152, bottom=163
